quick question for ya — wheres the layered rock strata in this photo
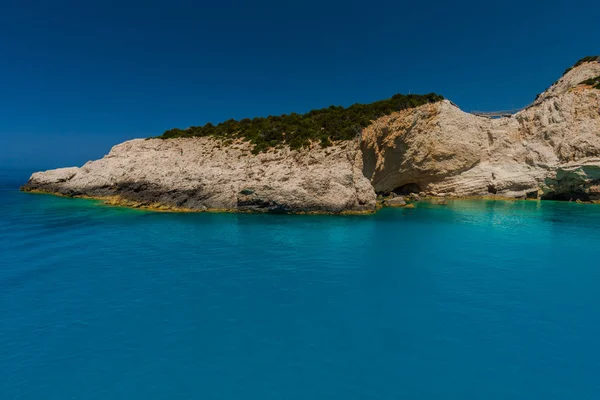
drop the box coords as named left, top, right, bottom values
left=22, top=59, right=600, bottom=211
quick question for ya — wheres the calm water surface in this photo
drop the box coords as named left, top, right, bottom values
left=2, top=168, right=600, bottom=399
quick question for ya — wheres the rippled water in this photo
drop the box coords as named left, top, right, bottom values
left=2, top=168, right=600, bottom=399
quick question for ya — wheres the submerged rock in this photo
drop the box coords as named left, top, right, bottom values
left=408, top=193, right=421, bottom=202
left=384, top=196, right=406, bottom=207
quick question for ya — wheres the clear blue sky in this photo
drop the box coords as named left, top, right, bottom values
left=1, top=0, right=599, bottom=168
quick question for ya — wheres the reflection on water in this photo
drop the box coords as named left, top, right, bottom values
left=2, top=170, right=600, bottom=399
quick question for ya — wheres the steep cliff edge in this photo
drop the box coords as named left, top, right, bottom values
left=22, top=137, right=376, bottom=213
left=22, top=57, right=600, bottom=211
left=361, top=58, right=600, bottom=201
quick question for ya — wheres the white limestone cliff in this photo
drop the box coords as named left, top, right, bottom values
left=22, top=59, right=600, bottom=211
left=361, top=60, right=600, bottom=201
left=24, top=137, right=375, bottom=213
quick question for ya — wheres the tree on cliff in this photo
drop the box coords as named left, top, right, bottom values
left=160, top=93, right=444, bottom=153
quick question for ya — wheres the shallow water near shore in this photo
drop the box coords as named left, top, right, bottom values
left=2, top=168, right=600, bottom=399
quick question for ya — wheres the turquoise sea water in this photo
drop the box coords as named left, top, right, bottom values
left=2, top=168, right=600, bottom=399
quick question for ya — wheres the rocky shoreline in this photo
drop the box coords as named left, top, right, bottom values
left=21, top=58, right=600, bottom=213
left=23, top=186, right=599, bottom=217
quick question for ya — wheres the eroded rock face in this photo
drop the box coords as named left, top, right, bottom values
left=361, top=100, right=491, bottom=194
left=361, top=61, right=600, bottom=200
left=22, top=59, right=600, bottom=211
left=22, top=138, right=376, bottom=213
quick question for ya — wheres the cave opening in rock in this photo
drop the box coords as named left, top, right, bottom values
left=540, top=191, right=590, bottom=201
left=392, top=183, right=422, bottom=195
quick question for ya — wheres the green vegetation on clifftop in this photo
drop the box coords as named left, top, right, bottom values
left=563, top=55, right=600, bottom=76
left=159, top=93, right=444, bottom=153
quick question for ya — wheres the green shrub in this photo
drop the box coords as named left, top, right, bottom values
left=159, top=93, right=444, bottom=152
left=579, top=75, right=600, bottom=88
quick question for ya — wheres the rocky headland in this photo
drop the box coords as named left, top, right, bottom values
left=22, top=57, right=600, bottom=213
